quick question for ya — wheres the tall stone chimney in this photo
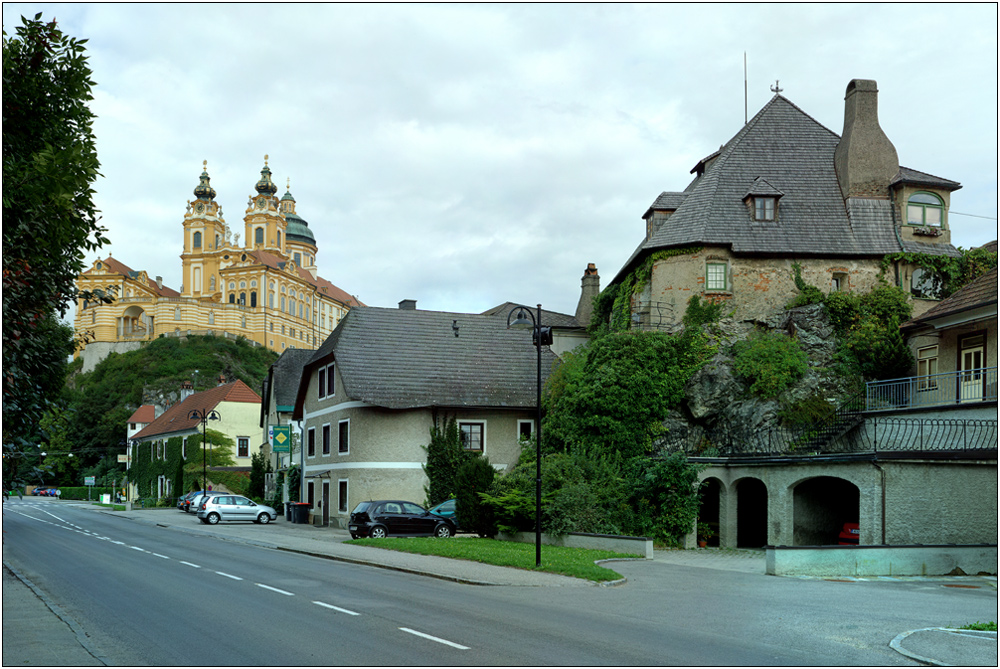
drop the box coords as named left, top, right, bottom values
left=574, top=263, right=600, bottom=327
left=834, top=79, right=899, bottom=199
left=398, top=299, right=417, bottom=310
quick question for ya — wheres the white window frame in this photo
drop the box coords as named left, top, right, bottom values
left=338, top=419, right=350, bottom=455
left=307, top=427, right=316, bottom=458
left=338, top=478, right=349, bottom=514
left=917, top=345, right=939, bottom=391
left=518, top=420, right=534, bottom=442
left=322, top=423, right=331, bottom=456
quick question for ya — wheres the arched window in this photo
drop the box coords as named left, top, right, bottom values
left=250, top=291, right=257, bottom=308
left=240, top=292, right=246, bottom=305
left=907, top=192, right=944, bottom=227
left=294, top=252, right=301, bottom=266
left=255, top=227, right=264, bottom=244
left=277, top=230, right=282, bottom=247
left=193, top=231, right=202, bottom=248
left=281, top=296, right=287, bottom=312
left=229, top=293, right=235, bottom=304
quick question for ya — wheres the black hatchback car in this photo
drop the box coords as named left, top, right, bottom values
left=349, top=500, right=456, bottom=539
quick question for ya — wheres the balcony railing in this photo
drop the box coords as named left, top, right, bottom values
left=866, top=367, right=998, bottom=412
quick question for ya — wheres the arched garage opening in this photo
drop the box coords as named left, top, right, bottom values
left=792, top=477, right=860, bottom=546
left=735, top=478, right=768, bottom=548
left=698, top=478, right=722, bottom=547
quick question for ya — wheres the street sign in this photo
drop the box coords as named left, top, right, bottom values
left=117, top=454, right=129, bottom=463
left=271, top=425, right=291, bottom=452
left=85, top=476, right=96, bottom=486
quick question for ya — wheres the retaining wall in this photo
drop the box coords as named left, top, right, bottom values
left=765, top=544, right=998, bottom=577
left=498, top=531, right=652, bottom=558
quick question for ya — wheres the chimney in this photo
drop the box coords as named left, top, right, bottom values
left=574, top=263, right=600, bottom=328
left=179, top=380, right=194, bottom=402
left=155, top=276, right=163, bottom=289
left=834, top=79, right=899, bottom=199
left=217, top=374, right=227, bottom=386
left=398, top=299, right=417, bottom=310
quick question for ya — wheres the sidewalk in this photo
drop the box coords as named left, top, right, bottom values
left=4, top=501, right=997, bottom=667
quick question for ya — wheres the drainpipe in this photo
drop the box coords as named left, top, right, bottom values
left=870, top=459, right=887, bottom=544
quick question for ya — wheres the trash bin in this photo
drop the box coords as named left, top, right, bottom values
left=285, top=503, right=292, bottom=521
left=292, top=502, right=311, bottom=525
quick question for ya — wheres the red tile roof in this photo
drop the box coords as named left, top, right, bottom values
left=127, top=405, right=156, bottom=424
left=84, top=256, right=181, bottom=298
left=132, top=380, right=261, bottom=441
left=248, top=249, right=363, bottom=307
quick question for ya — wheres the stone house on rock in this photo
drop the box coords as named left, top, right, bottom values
left=611, top=79, right=963, bottom=331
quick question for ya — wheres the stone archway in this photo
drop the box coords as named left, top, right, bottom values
left=120, top=305, right=150, bottom=338
left=735, top=478, right=768, bottom=548
left=698, top=477, right=723, bottom=547
left=792, top=476, right=860, bottom=546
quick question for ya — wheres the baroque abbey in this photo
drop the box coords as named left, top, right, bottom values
left=75, top=158, right=361, bottom=371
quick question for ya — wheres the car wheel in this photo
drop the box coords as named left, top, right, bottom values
left=434, top=523, right=454, bottom=538
left=257, top=513, right=270, bottom=524
left=369, top=525, right=388, bottom=539
left=206, top=512, right=220, bottom=525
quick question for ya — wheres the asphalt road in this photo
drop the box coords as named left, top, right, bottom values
left=4, top=499, right=997, bottom=666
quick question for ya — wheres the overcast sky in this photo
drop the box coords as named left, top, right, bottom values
left=6, top=3, right=997, bottom=321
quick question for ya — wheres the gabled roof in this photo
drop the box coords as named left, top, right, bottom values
left=643, top=191, right=689, bottom=218
left=480, top=302, right=582, bottom=329
left=133, top=380, right=261, bottom=441
left=615, top=93, right=961, bottom=284
left=294, top=307, right=560, bottom=414
left=127, top=405, right=156, bottom=424
left=902, top=267, right=998, bottom=331
left=262, top=348, right=313, bottom=420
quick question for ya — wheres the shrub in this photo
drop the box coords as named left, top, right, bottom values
left=422, top=416, right=468, bottom=507
left=619, top=454, right=703, bottom=546
left=454, top=455, right=497, bottom=537
left=731, top=330, right=808, bottom=399
left=682, top=295, right=724, bottom=327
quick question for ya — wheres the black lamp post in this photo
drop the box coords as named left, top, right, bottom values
left=189, top=408, right=220, bottom=492
left=506, top=303, right=551, bottom=567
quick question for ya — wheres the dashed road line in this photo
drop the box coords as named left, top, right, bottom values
left=399, top=627, right=470, bottom=650
left=152, top=553, right=170, bottom=559
left=180, top=561, right=201, bottom=568
left=257, top=583, right=294, bottom=596
left=313, top=601, right=360, bottom=615
left=215, top=571, right=243, bottom=580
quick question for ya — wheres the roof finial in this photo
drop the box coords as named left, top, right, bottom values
left=264, top=154, right=269, bottom=165
left=770, top=80, right=783, bottom=94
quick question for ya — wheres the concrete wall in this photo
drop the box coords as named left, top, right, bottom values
left=698, top=457, right=997, bottom=548
left=766, top=544, right=997, bottom=577
left=80, top=340, right=143, bottom=373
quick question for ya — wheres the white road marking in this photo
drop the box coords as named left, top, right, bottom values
left=215, top=571, right=243, bottom=580
left=399, top=627, right=470, bottom=650
left=152, top=553, right=170, bottom=559
left=180, top=561, right=201, bottom=568
left=312, top=601, right=360, bottom=616
left=256, top=584, right=294, bottom=596
left=130, top=546, right=147, bottom=552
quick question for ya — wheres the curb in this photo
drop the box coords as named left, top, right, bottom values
left=889, top=627, right=999, bottom=667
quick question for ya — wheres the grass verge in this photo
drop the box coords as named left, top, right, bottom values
left=94, top=503, right=126, bottom=511
left=959, top=621, right=997, bottom=632
left=347, top=537, right=639, bottom=582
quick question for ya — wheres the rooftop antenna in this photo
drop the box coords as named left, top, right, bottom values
left=744, top=52, right=748, bottom=125
left=770, top=79, right=783, bottom=94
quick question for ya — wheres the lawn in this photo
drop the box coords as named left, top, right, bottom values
left=347, top=536, right=641, bottom=582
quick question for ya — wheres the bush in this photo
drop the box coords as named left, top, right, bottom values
left=454, top=455, right=497, bottom=537
left=422, top=416, right=468, bottom=507
left=619, top=454, right=703, bottom=546
left=731, top=330, right=808, bottom=399
left=822, top=284, right=914, bottom=380
left=682, top=295, right=724, bottom=327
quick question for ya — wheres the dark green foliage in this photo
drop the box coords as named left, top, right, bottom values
left=422, top=416, right=468, bottom=507
left=682, top=295, right=724, bottom=327
left=620, top=454, right=703, bottom=546
left=249, top=450, right=268, bottom=499
left=822, top=284, right=914, bottom=380
left=882, top=247, right=998, bottom=298
left=543, top=329, right=712, bottom=458
left=731, top=329, right=809, bottom=399
left=454, top=455, right=497, bottom=537
left=3, top=15, right=109, bottom=460
left=787, top=262, right=825, bottom=308
left=286, top=465, right=300, bottom=502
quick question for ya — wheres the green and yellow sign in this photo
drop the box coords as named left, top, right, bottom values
left=270, top=425, right=291, bottom=453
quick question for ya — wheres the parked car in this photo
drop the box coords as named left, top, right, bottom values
left=30, top=487, right=50, bottom=496
left=186, top=491, right=211, bottom=513
left=349, top=500, right=457, bottom=539
left=177, top=490, right=202, bottom=512
left=838, top=522, right=860, bottom=545
left=427, top=498, right=461, bottom=531
left=197, top=494, right=277, bottom=525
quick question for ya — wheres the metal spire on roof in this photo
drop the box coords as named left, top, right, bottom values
left=770, top=80, right=783, bottom=94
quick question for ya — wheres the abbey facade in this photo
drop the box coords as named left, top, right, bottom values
left=75, top=158, right=361, bottom=371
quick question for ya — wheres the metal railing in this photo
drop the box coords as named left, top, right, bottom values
left=657, top=416, right=997, bottom=459
left=866, top=367, right=998, bottom=411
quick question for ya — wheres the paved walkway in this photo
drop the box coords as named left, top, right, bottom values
left=3, top=501, right=997, bottom=666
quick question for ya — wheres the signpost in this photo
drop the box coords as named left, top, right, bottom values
left=85, top=476, right=96, bottom=501
left=270, top=425, right=291, bottom=453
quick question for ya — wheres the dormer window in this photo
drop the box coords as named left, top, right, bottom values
left=907, top=191, right=944, bottom=227
left=754, top=197, right=776, bottom=221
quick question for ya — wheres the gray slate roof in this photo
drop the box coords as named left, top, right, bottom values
left=303, top=307, right=559, bottom=411
left=615, top=94, right=961, bottom=283
left=271, top=348, right=313, bottom=409
left=481, top=302, right=582, bottom=329
left=891, top=166, right=962, bottom=191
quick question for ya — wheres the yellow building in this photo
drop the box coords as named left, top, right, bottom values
left=75, top=157, right=361, bottom=371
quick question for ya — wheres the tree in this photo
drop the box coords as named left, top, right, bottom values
left=3, top=14, right=108, bottom=469
left=454, top=454, right=497, bottom=537
left=422, top=415, right=467, bottom=507
left=249, top=450, right=267, bottom=499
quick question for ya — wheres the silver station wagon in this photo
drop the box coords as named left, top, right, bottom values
left=197, top=494, right=277, bottom=525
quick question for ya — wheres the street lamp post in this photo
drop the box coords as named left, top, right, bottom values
left=506, top=304, right=551, bottom=567
left=189, top=409, right=220, bottom=492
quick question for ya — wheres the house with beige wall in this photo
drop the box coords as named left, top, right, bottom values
left=291, top=301, right=560, bottom=528
left=610, top=79, right=965, bottom=331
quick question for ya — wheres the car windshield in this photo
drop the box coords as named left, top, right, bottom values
left=351, top=502, right=370, bottom=514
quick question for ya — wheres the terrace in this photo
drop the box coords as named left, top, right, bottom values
left=865, top=367, right=998, bottom=412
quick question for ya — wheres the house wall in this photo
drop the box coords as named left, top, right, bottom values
left=300, top=362, right=534, bottom=528
left=215, top=399, right=263, bottom=467
left=645, top=247, right=885, bottom=324
left=907, top=320, right=997, bottom=376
